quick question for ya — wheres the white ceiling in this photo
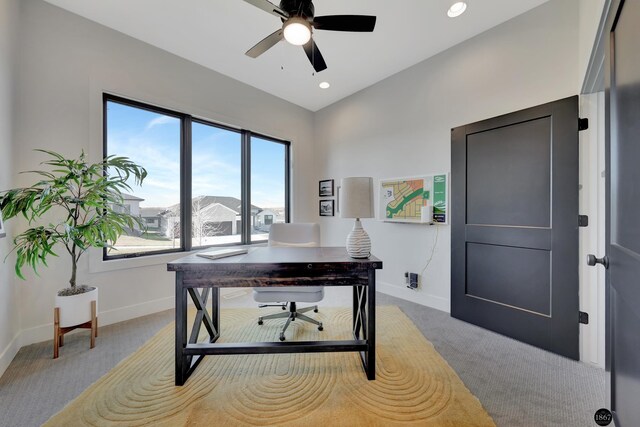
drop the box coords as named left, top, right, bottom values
left=43, top=0, right=550, bottom=111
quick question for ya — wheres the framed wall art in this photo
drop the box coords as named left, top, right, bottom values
left=319, top=179, right=334, bottom=197
left=319, top=200, right=334, bottom=216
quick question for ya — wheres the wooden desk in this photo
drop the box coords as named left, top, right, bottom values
left=167, top=246, right=382, bottom=386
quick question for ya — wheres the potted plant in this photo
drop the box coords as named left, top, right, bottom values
left=0, top=149, right=146, bottom=355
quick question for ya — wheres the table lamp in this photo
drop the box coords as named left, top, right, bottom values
left=340, top=177, right=374, bottom=258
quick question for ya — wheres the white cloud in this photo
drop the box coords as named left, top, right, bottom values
left=146, top=116, right=176, bottom=130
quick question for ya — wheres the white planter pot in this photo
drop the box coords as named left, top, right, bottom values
left=55, top=287, right=98, bottom=328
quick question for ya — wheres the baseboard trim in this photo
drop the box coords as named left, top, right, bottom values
left=378, top=281, right=450, bottom=313
left=0, top=333, right=21, bottom=378
left=18, top=296, right=176, bottom=348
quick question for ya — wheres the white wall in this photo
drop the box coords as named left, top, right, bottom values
left=314, top=0, right=580, bottom=312
left=11, top=0, right=316, bottom=347
left=579, top=0, right=607, bottom=87
left=0, top=0, right=20, bottom=376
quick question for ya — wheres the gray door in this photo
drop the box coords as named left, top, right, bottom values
left=451, top=96, right=579, bottom=359
left=602, top=1, right=640, bottom=424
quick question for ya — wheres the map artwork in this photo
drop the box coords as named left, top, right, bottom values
left=379, top=174, right=448, bottom=224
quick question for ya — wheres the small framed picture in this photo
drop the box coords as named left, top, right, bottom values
left=0, top=209, right=5, bottom=238
left=319, top=179, right=334, bottom=197
left=319, top=200, right=334, bottom=217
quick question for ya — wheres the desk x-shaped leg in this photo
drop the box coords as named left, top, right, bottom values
left=352, top=269, right=376, bottom=380
left=175, top=272, right=220, bottom=385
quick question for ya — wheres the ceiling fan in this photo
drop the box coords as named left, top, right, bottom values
left=242, top=0, right=377, bottom=72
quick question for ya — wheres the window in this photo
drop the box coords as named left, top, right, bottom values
left=103, top=94, right=290, bottom=259
left=251, top=136, right=288, bottom=241
left=104, top=99, right=182, bottom=257
left=191, top=121, right=242, bottom=247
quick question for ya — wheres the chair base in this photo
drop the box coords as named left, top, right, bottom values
left=258, top=302, right=288, bottom=310
left=258, top=302, right=323, bottom=341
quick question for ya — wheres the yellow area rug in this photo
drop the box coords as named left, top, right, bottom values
left=45, top=306, right=495, bottom=426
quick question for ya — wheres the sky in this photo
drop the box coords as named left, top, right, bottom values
left=106, top=101, right=286, bottom=209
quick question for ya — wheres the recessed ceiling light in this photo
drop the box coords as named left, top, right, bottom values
left=447, top=2, right=467, bottom=18
left=319, top=82, right=330, bottom=89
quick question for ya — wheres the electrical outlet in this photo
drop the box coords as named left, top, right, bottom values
left=408, top=273, right=419, bottom=289
left=404, top=271, right=409, bottom=285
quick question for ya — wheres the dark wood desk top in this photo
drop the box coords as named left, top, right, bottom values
left=167, top=246, right=382, bottom=273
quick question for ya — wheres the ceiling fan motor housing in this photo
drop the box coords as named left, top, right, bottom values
left=279, top=0, right=315, bottom=20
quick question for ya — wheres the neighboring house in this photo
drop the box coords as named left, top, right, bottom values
left=255, top=209, right=275, bottom=231
left=195, top=202, right=238, bottom=236
left=115, top=193, right=144, bottom=216
left=139, top=207, right=167, bottom=233
left=113, top=193, right=145, bottom=235
left=160, top=196, right=262, bottom=238
left=255, top=208, right=285, bottom=232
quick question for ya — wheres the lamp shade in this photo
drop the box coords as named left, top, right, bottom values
left=340, top=177, right=374, bottom=219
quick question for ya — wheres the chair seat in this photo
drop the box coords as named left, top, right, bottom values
left=253, top=287, right=324, bottom=303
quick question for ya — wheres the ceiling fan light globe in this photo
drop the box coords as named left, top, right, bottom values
left=283, top=18, right=312, bottom=45
left=447, top=1, right=467, bottom=18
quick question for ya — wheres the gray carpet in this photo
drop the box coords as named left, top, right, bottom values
left=0, top=292, right=604, bottom=427
left=377, top=294, right=605, bottom=427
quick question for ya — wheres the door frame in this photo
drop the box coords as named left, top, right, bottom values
left=578, top=92, right=607, bottom=368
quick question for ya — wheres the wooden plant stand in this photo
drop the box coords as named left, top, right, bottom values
left=53, top=300, right=98, bottom=359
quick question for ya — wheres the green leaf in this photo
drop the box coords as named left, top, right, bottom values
left=2, top=149, right=147, bottom=281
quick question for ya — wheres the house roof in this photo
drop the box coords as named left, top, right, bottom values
left=140, top=207, right=167, bottom=217
left=121, top=193, right=145, bottom=202
left=164, top=196, right=261, bottom=215
left=198, top=202, right=238, bottom=221
left=190, top=196, right=261, bottom=214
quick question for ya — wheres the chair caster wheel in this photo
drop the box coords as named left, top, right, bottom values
left=258, top=319, right=263, bottom=325
left=279, top=334, right=286, bottom=341
left=318, top=325, right=323, bottom=331
left=314, top=308, right=318, bottom=313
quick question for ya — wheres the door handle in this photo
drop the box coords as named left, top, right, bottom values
left=587, top=254, right=609, bottom=269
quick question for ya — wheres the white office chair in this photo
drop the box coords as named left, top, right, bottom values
left=253, top=223, right=324, bottom=341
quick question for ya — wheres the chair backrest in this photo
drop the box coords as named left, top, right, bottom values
left=268, top=223, right=320, bottom=248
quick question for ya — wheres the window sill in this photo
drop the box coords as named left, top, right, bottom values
left=89, top=248, right=187, bottom=274
left=89, top=243, right=269, bottom=274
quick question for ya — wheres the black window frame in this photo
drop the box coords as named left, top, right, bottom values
left=103, top=93, right=291, bottom=260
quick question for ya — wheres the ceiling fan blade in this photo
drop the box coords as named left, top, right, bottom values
left=302, top=39, right=327, bottom=72
left=246, top=29, right=284, bottom=58
left=312, top=15, right=377, bottom=32
left=242, top=0, right=288, bottom=19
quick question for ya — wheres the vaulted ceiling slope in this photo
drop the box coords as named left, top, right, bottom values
left=44, top=0, right=550, bottom=111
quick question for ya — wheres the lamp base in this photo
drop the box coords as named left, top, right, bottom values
left=346, top=218, right=371, bottom=259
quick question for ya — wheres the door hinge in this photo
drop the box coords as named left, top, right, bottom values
left=578, top=215, right=589, bottom=227
left=578, top=118, right=589, bottom=131
left=579, top=311, right=589, bottom=324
